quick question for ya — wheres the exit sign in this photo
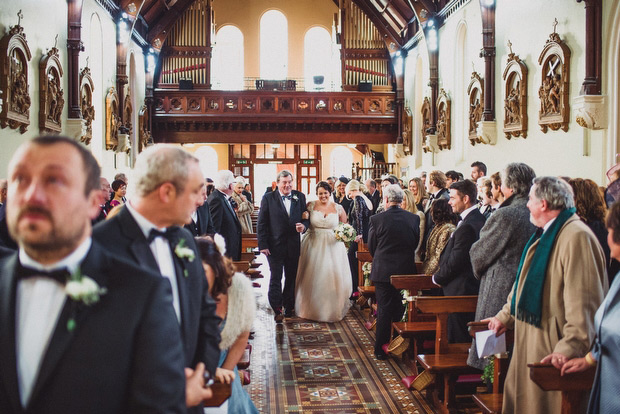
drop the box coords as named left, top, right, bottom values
left=302, top=160, right=314, bottom=164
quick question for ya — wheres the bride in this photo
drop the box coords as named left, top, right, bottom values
left=295, top=181, right=352, bottom=322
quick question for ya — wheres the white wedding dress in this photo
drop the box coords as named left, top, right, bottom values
left=295, top=202, right=352, bottom=322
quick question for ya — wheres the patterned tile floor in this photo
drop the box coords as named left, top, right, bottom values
left=245, top=254, right=436, bottom=413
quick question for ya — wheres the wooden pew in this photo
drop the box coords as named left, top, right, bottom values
left=415, top=296, right=480, bottom=414
left=241, top=233, right=259, bottom=253
left=528, top=363, right=596, bottom=414
left=203, top=382, right=232, bottom=407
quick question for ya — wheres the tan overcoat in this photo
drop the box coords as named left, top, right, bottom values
left=495, top=215, right=607, bottom=414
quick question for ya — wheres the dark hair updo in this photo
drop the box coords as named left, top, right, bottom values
left=195, top=236, right=235, bottom=298
left=316, top=181, right=332, bottom=194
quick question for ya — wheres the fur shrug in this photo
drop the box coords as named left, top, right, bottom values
left=219, top=272, right=256, bottom=351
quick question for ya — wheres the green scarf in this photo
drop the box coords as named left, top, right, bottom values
left=510, top=207, right=576, bottom=328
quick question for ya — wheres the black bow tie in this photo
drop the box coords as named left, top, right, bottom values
left=281, top=194, right=292, bottom=201
left=147, top=227, right=179, bottom=244
left=16, top=263, right=70, bottom=284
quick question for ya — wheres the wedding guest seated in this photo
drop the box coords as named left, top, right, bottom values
left=402, top=189, right=426, bottom=261
left=467, top=162, right=537, bottom=370
left=232, top=176, right=254, bottom=234
left=422, top=199, right=458, bottom=275
left=109, top=179, right=127, bottom=208
left=197, top=236, right=259, bottom=414
left=559, top=200, right=620, bottom=414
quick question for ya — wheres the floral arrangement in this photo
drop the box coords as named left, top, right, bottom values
left=334, top=223, right=357, bottom=249
left=174, top=239, right=195, bottom=277
left=362, top=262, right=372, bottom=286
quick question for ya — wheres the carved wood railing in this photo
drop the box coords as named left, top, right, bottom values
left=353, top=162, right=396, bottom=181
left=151, top=89, right=398, bottom=144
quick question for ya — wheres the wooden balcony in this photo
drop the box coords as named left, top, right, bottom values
left=152, top=89, right=398, bottom=144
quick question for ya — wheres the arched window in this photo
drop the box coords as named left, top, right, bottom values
left=212, top=26, right=244, bottom=90
left=330, top=146, right=353, bottom=178
left=260, top=10, right=287, bottom=79
left=195, top=146, right=219, bottom=180
left=304, top=27, right=332, bottom=91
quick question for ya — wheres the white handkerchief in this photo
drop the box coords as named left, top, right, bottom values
left=476, top=330, right=506, bottom=358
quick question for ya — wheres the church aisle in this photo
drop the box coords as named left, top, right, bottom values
left=246, top=255, right=435, bottom=413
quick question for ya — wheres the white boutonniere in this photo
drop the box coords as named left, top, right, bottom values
left=174, top=239, right=196, bottom=263
left=292, top=194, right=299, bottom=201
left=65, top=268, right=107, bottom=332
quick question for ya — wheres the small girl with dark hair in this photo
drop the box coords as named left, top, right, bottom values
left=422, top=198, right=458, bottom=275
left=195, top=236, right=258, bottom=414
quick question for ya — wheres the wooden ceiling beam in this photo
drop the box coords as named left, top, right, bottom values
left=353, top=0, right=403, bottom=48
left=146, top=0, right=195, bottom=43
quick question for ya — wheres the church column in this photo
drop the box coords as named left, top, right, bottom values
left=578, top=0, right=602, bottom=95
left=479, top=0, right=495, bottom=121
left=67, top=0, right=83, bottom=119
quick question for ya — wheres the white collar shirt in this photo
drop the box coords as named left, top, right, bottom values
left=16, top=237, right=92, bottom=406
left=278, top=190, right=292, bottom=216
left=125, top=202, right=181, bottom=322
left=458, top=204, right=479, bottom=227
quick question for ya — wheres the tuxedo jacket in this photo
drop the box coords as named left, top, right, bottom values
left=257, top=190, right=310, bottom=260
left=0, top=242, right=186, bottom=414
left=185, top=202, right=215, bottom=237
left=368, top=206, right=420, bottom=283
left=207, top=190, right=242, bottom=261
left=369, top=190, right=382, bottom=215
left=0, top=205, right=17, bottom=250
left=434, top=208, right=486, bottom=296
left=93, top=206, right=221, bottom=377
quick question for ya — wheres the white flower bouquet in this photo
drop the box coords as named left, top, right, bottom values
left=334, top=223, right=357, bottom=249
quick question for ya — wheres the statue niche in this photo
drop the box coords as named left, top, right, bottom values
left=467, top=72, right=484, bottom=145
left=0, top=12, right=32, bottom=134
left=538, top=19, right=570, bottom=133
left=138, top=103, right=152, bottom=153
left=402, top=105, right=412, bottom=155
left=39, top=42, right=64, bottom=134
left=80, top=66, right=95, bottom=145
left=105, top=87, right=120, bottom=151
left=503, top=41, right=528, bottom=139
left=420, top=97, right=433, bottom=153
left=436, top=89, right=451, bottom=150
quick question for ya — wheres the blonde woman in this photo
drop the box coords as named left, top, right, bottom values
left=409, top=177, right=429, bottom=212
left=231, top=176, right=254, bottom=234
left=402, top=189, right=426, bottom=261
left=333, top=177, right=352, bottom=215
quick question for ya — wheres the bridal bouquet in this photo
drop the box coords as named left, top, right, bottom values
left=334, top=223, right=357, bottom=249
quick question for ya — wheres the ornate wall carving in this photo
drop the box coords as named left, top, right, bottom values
left=39, top=43, right=64, bottom=134
left=538, top=20, right=571, bottom=133
left=467, top=72, right=484, bottom=145
left=79, top=66, right=95, bottom=145
left=0, top=14, right=32, bottom=134
left=503, top=42, right=528, bottom=139
left=436, top=89, right=451, bottom=150
left=420, top=97, right=432, bottom=153
left=105, top=87, right=120, bottom=151
left=138, top=104, right=152, bottom=153
left=402, top=106, right=412, bottom=155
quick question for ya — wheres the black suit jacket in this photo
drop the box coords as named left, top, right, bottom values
left=434, top=208, right=486, bottom=295
left=368, top=206, right=420, bottom=283
left=207, top=190, right=242, bottom=261
left=0, top=242, right=186, bottom=414
left=0, top=205, right=17, bottom=250
left=185, top=202, right=215, bottom=237
left=257, top=190, right=310, bottom=260
left=93, top=207, right=221, bottom=378
left=369, top=189, right=382, bottom=215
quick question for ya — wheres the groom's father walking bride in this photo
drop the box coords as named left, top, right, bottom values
left=258, top=170, right=309, bottom=322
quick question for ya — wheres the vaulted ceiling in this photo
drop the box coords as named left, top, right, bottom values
left=116, top=0, right=453, bottom=52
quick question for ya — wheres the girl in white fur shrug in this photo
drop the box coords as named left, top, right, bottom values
left=196, top=236, right=258, bottom=414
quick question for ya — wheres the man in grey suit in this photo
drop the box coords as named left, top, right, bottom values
left=467, top=163, right=537, bottom=369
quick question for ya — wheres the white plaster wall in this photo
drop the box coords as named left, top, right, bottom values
left=0, top=0, right=146, bottom=182
left=402, top=0, right=608, bottom=184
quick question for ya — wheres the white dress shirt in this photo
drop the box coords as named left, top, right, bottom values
left=125, top=202, right=181, bottom=322
left=16, top=237, right=92, bottom=406
left=458, top=204, right=479, bottom=227
left=278, top=190, right=292, bottom=216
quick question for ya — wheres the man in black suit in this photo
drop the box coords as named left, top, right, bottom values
left=365, top=178, right=381, bottom=214
left=92, top=177, right=111, bottom=224
left=257, top=170, right=310, bottom=321
left=421, top=170, right=450, bottom=258
left=0, top=179, right=17, bottom=250
left=207, top=170, right=242, bottom=260
left=433, top=179, right=486, bottom=343
left=369, top=184, right=420, bottom=359
left=185, top=182, right=214, bottom=237
left=0, top=136, right=187, bottom=414
left=93, top=145, right=220, bottom=412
